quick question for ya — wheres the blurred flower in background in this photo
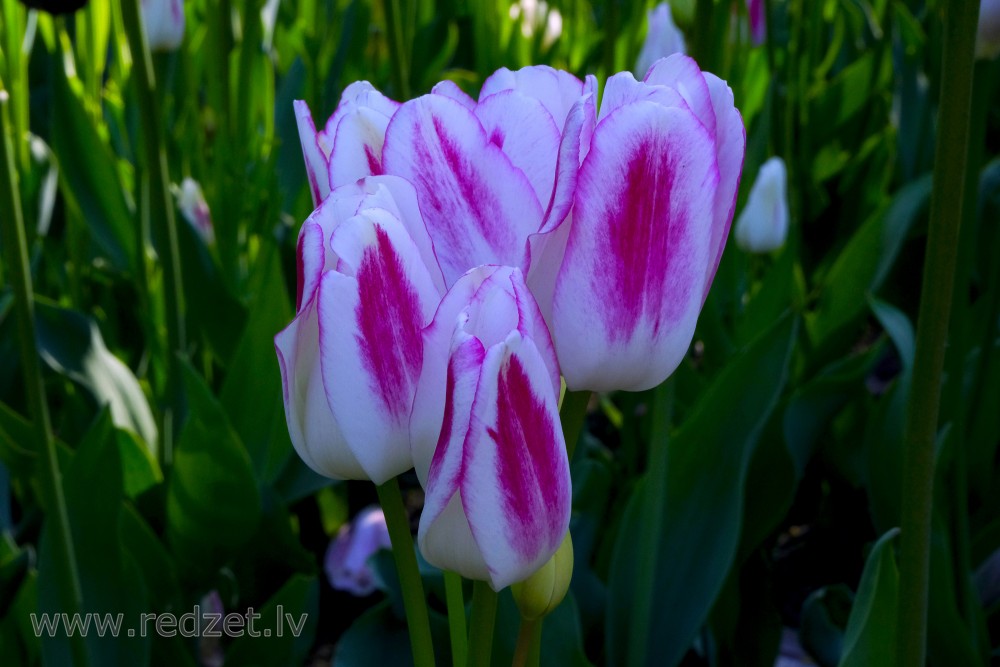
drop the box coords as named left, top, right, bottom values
left=747, top=0, right=766, bottom=46
left=978, top=0, right=1000, bottom=59
left=509, top=0, right=563, bottom=49
left=635, top=3, right=686, bottom=78
left=197, top=591, right=224, bottom=667
left=175, top=177, right=214, bottom=245
left=325, top=507, right=392, bottom=596
left=141, top=0, right=185, bottom=52
left=735, top=156, right=789, bottom=253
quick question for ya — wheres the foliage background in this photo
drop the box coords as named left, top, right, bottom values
left=0, top=0, right=999, bottom=665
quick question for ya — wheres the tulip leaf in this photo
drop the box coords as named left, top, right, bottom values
left=49, top=47, right=136, bottom=274
left=166, top=363, right=261, bottom=582
left=836, top=528, right=899, bottom=667
left=607, top=315, right=797, bottom=667
left=224, top=574, right=318, bottom=667
left=333, top=600, right=453, bottom=667
left=34, top=300, right=158, bottom=457
left=220, top=242, right=293, bottom=483
left=37, top=409, right=151, bottom=667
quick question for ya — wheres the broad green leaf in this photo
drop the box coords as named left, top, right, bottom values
left=607, top=315, right=797, bottom=667
left=37, top=410, right=151, bottom=666
left=0, top=400, right=36, bottom=475
left=49, top=44, right=136, bottom=274
left=809, top=175, right=931, bottom=347
left=225, top=574, right=319, bottom=667
left=166, top=363, right=260, bottom=581
left=34, top=300, right=158, bottom=456
left=799, top=585, right=852, bottom=667
left=837, top=528, right=899, bottom=667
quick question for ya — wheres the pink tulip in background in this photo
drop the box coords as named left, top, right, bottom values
left=325, top=507, right=393, bottom=596
left=747, top=0, right=766, bottom=45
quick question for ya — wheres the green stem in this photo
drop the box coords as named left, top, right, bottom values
left=628, top=380, right=674, bottom=667
left=376, top=478, right=436, bottom=667
left=119, top=0, right=187, bottom=468
left=896, top=2, right=979, bottom=666
left=560, top=390, right=590, bottom=459
left=0, top=92, right=90, bottom=667
left=444, top=570, right=468, bottom=667
left=512, top=617, right=541, bottom=667
left=466, top=580, right=498, bottom=667
left=382, top=0, right=410, bottom=99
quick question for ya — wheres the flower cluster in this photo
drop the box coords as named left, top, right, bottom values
left=275, top=56, right=745, bottom=591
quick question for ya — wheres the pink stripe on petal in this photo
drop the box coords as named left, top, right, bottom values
left=354, top=225, right=426, bottom=415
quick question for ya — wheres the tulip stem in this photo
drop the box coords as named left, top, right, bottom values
left=560, top=390, right=590, bottom=459
left=120, top=0, right=187, bottom=468
left=512, top=617, right=541, bottom=667
left=444, top=570, right=468, bottom=667
left=467, top=580, right=498, bottom=667
left=376, top=478, right=436, bottom=667
left=0, top=92, right=90, bottom=667
left=896, top=1, right=979, bottom=666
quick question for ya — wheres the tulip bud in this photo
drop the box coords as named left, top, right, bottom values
left=140, top=0, right=184, bottom=52
left=511, top=532, right=574, bottom=620
left=635, top=4, right=686, bottom=78
left=978, top=0, right=1000, bottom=60
left=509, top=0, right=563, bottom=48
left=325, top=506, right=393, bottom=597
left=411, top=266, right=571, bottom=591
left=175, top=177, right=213, bottom=245
left=734, top=157, right=788, bottom=254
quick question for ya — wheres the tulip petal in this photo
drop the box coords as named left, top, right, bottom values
left=382, top=95, right=543, bottom=286
left=274, top=298, right=367, bottom=480
left=553, top=102, right=719, bottom=391
left=462, top=335, right=569, bottom=590
left=643, top=54, right=717, bottom=141
left=431, top=80, right=477, bottom=109
left=317, top=214, right=440, bottom=484
left=295, top=220, right=326, bottom=312
left=474, top=91, right=561, bottom=207
left=702, top=73, right=746, bottom=298
left=480, top=66, right=595, bottom=131
left=323, top=82, right=399, bottom=191
left=294, top=100, right=331, bottom=205
left=598, top=71, right=687, bottom=121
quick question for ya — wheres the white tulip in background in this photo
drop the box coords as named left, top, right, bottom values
left=635, top=3, right=686, bottom=78
left=735, top=156, right=789, bottom=254
left=509, top=0, right=563, bottom=48
left=978, top=0, right=1000, bottom=60
left=175, top=177, right=213, bottom=245
left=140, top=0, right=184, bottom=52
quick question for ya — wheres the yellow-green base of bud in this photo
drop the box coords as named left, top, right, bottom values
left=511, top=532, right=574, bottom=621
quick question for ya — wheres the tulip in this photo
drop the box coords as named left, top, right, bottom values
left=325, top=506, right=393, bottom=596
left=274, top=176, right=445, bottom=484
left=294, top=83, right=400, bottom=206
left=635, top=3, right=686, bottom=79
left=140, top=0, right=184, bottom=52
left=175, top=177, right=213, bottom=245
left=511, top=532, right=574, bottom=620
left=978, top=0, right=1000, bottom=60
left=547, top=54, right=745, bottom=392
left=734, top=157, right=789, bottom=254
left=509, top=0, right=563, bottom=49
left=747, top=0, right=766, bottom=46
left=409, top=266, right=571, bottom=591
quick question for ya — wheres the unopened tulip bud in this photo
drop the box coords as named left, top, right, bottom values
left=511, top=532, right=574, bottom=620
left=141, top=0, right=184, bottom=52
left=635, top=4, right=686, bottom=78
left=734, top=157, right=788, bottom=254
left=176, top=178, right=213, bottom=245
left=978, top=0, right=1000, bottom=60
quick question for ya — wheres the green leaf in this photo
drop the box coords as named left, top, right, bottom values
left=799, top=585, right=852, bottom=667
left=607, top=315, right=798, bottom=667
left=837, top=528, right=900, bottom=667
left=809, top=175, right=932, bottom=347
left=49, top=47, right=136, bottom=274
left=224, top=574, right=319, bottom=667
left=166, top=363, right=260, bottom=581
left=220, top=242, right=293, bottom=483
left=34, top=300, right=158, bottom=456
